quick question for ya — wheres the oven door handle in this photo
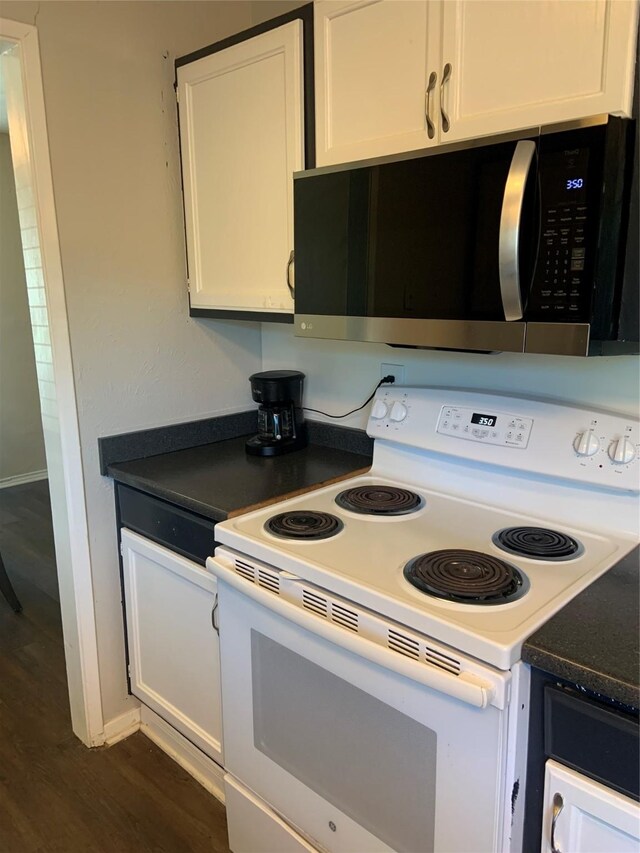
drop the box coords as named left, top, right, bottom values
left=211, top=561, right=499, bottom=710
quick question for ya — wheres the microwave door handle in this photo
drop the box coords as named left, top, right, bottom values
left=498, top=140, right=536, bottom=321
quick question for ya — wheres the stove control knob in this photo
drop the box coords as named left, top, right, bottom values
left=389, top=402, right=408, bottom=422
left=573, top=430, right=600, bottom=457
left=608, top=436, right=636, bottom=465
left=371, top=400, right=389, bottom=420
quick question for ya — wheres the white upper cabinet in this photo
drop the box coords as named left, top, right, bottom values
left=315, top=0, right=638, bottom=165
left=441, top=0, right=639, bottom=143
left=314, top=0, right=442, bottom=165
left=177, top=21, right=304, bottom=316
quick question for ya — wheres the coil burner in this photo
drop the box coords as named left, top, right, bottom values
left=336, top=485, right=423, bottom=516
left=493, top=527, right=581, bottom=560
left=265, top=511, right=344, bottom=541
left=403, top=549, right=527, bottom=605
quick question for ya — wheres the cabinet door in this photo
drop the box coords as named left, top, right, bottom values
left=121, top=528, right=223, bottom=765
left=177, top=21, right=303, bottom=315
left=441, top=1, right=639, bottom=144
left=542, top=760, right=640, bottom=852
left=315, top=0, right=442, bottom=165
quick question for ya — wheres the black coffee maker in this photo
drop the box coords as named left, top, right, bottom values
left=246, top=370, right=308, bottom=457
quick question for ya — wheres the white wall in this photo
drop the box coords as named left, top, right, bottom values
left=0, top=131, right=46, bottom=482
left=1, top=1, right=261, bottom=724
left=252, top=0, right=306, bottom=23
left=262, top=328, right=640, bottom=428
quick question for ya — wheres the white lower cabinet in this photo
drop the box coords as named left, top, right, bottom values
left=542, top=760, right=640, bottom=853
left=121, top=528, right=223, bottom=766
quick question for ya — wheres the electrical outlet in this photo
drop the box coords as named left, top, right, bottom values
left=381, top=363, right=405, bottom=385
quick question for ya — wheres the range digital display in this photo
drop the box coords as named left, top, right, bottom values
left=471, top=412, right=497, bottom=427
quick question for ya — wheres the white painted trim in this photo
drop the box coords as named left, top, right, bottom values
left=140, top=705, right=226, bottom=804
left=103, top=705, right=141, bottom=746
left=0, top=468, right=47, bottom=489
left=0, top=17, right=103, bottom=746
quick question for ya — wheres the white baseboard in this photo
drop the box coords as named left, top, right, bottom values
left=140, top=705, right=225, bottom=804
left=0, top=469, right=48, bottom=489
left=101, top=705, right=141, bottom=746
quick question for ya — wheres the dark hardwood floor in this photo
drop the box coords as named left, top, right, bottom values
left=0, top=479, right=230, bottom=853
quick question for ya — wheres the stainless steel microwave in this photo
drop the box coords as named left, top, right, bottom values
left=293, top=117, right=637, bottom=357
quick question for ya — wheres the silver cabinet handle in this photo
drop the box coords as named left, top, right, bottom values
left=440, top=63, right=452, bottom=133
left=286, top=250, right=295, bottom=298
left=211, top=593, right=219, bottom=635
left=498, top=139, right=536, bottom=321
left=550, top=792, right=564, bottom=853
left=424, top=71, right=437, bottom=139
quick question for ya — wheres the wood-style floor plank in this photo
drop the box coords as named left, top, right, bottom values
left=0, top=480, right=230, bottom=853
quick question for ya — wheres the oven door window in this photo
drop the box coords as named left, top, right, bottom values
left=251, top=630, right=437, bottom=853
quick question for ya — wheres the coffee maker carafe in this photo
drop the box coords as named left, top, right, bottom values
left=245, top=370, right=308, bottom=457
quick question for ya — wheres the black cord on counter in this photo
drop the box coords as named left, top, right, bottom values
left=302, top=375, right=395, bottom=420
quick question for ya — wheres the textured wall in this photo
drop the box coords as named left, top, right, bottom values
left=0, top=132, right=46, bottom=482
left=1, top=1, right=259, bottom=724
left=262, top=326, right=640, bottom=429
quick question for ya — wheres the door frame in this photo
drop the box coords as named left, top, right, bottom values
left=0, top=17, right=104, bottom=745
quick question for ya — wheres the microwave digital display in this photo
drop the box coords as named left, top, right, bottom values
left=566, top=177, right=584, bottom=191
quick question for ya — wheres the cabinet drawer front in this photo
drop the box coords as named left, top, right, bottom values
left=544, top=685, right=640, bottom=800
left=117, top=484, right=215, bottom=565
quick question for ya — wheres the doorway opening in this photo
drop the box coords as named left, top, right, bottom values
left=0, top=18, right=102, bottom=746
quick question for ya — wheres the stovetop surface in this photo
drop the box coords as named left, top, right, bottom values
left=214, top=473, right=634, bottom=668
left=213, top=387, right=639, bottom=669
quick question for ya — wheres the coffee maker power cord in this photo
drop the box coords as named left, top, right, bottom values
left=302, top=375, right=395, bottom=420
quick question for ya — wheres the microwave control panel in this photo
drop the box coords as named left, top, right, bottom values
left=528, top=146, right=592, bottom=322
left=436, top=406, right=533, bottom=449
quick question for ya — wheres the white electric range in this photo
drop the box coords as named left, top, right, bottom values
left=208, top=387, right=639, bottom=853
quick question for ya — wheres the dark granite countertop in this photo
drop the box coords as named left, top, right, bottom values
left=107, top=434, right=371, bottom=523
left=523, top=546, right=640, bottom=708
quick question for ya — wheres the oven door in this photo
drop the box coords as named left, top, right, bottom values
left=212, top=555, right=512, bottom=853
